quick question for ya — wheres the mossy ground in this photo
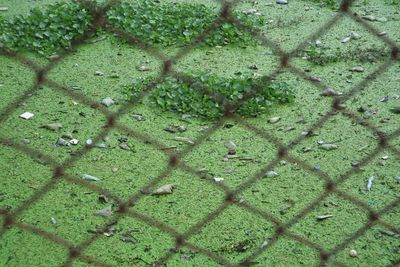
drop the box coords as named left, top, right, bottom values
left=0, top=0, right=399, bottom=266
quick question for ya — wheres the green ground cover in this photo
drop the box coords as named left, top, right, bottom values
left=0, top=0, right=399, bottom=266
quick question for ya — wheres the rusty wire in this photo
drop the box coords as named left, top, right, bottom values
left=0, top=0, right=399, bottom=266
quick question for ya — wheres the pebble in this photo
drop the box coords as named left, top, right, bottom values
left=316, top=214, right=333, bottom=220
left=132, top=114, right=145, bottom=121
left=276, top=0, right=288, bottom=4
left=265, top=171, right=279, bottom=177
left=367, top=176, right=374, bottom=192
left=377, top=31, right=387, bottom=36
left=101, top=97, right=114, bottom=107
left=224, top=141, right=237, bottom=155
left=56, top=138, right=69, bottom=146
left=23, top=139, right=30, bottom=144
left=213, top=177, right=224, bottom=183
left=321, top=88, right=338, bottom=96
left=309, top=76, right=321, bottom=82
left=349, top=249, right=358, bottom=257
left=350, top=31, right=361, bottom=39
left=110, top=72, right=119, bottom=78
left=268, top=117, right=280, bottom=124
left=62, top=132, right=73, bottom=139
left=152, top=184, right=175, bottom=195
left=95, top=70, right=104, bottom=76
left=248, top=64, right=258, bottom=70
left=82, top=174, right=100, bottom=181
left=42, top=122, right=63, bottom=131
left=341, top=36, right=351, bottom=43
left=313, top=165, right=321, bottom=171
left=119, top=143, right=131, bottom=151
left=69, top=139, right=79, bottom=145
left=0, top=7, right=9, bottom=11
left=320, top=143, right=338, bottom=150
left=50, top=217, right=57, bottom=224
left=351, top=66, right=364, bottom=72
left=394, top=176, right=400, bottom=182
left=95, top=206, right=113, bottom=217
left=380, top=96, right=388, bottom=102
left=173, top=136, right=194, bottom=145
left=98, top=194, right=109, bottom=204
left=137, top=65, right=150, bottom=71
left=86, top=139, right=93, bottom=145
left=19, top=112, right=34, bottom=120
left=362, top=15, right=376, bottom=21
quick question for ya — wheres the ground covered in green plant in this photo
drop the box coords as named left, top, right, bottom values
left=0, top=0, right=399, bottom=266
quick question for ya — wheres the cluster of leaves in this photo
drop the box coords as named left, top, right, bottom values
left=0, top=0, right=264, bottom=55
left=106, top=1, right=264, bottom=47
left=0, top=1, right=92, bottom=55
left=125, top=73, right=294, bottom=119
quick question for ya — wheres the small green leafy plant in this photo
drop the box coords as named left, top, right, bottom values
left=0, top=0, right=264, bottom=55
left=106, top=1, right=264, bottom=47
left=0, top=1, right=92, bottom=55
left=124, top=73, right=295, bottom=119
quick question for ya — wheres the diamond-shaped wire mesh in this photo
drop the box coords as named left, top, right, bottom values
left=0, top=0, right=399, bottom=266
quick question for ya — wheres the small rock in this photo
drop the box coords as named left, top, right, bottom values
left=265, top=171, right=279, bottom=177
left=321, top=88, right=338, bottom=96
left=351, top=66, right=364, bottom=72
left=48, top=54, right=60, bottom=61
left=380, top=96, right=388, bottom=102
left=137, top=65, right=150, bottom=72
left=276, top=0, right=288, bottom=4
left=62, top=132, right=73, bottom=139
left=173, top=136, right=194, bottom=145
left=95, top=70, right=104, bottom=76
left=23, top=139, right=30, bottom=144
left=86, top=139, right=93, bottom=146
left=98, top=194, right=109, bottom=204
left=394, top=176, right=400, bottom=182
left=152, top=184, right=175, bottom=195
left=362, top=15, right=376, bottom=21
left=377, top=31, right=387, bottom=36
left=320, top=143, right=338, bottom=150
left=309, top=76, right=321, bottom=82
left=41, top=122, right=63, bottom=131
left=213, top=177, right=224, bottom=183
left=19, top=112, right=34, bottom=120
left=112, top=167, right=118, bottom=173
left=313, top=165, right=321, bottom=171
left=50, top=217, right=57, bottom=224
left=82, top=174, right=100, bottom=181
left=316, top=214, right=333, bottom=220
left=341, top=36, right=351, bottom=43
left=381, top=155, right=389, bottom=160
left=248, top=64, right=258, bottom=70
left=95, top=206, right=113, bottom=217
left=350, top=31, right=361, bottom=39
left=349, top=249, right=358, bottom=257
left=119, top=143, right=131, bottom=151
left=367, top=176, right=374, bottom=192
left=101, top=97, right=114, bottom=107
left=0, top=6, right=8, bottom=11
left=351, top=160, right=360, bottom=167
left=224, top=141, right=237, bottom=155
left=69, top=139, right=79, bottom=145
left=268, top=117, right=280, bottom=124
left=132, top=114, right=145, bottom=121
left=110, top=72, right=119, bottom=78
left=56, top=138, right=69, bottom=146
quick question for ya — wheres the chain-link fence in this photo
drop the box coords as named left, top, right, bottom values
left=0, top=0, right=399, bottom=266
